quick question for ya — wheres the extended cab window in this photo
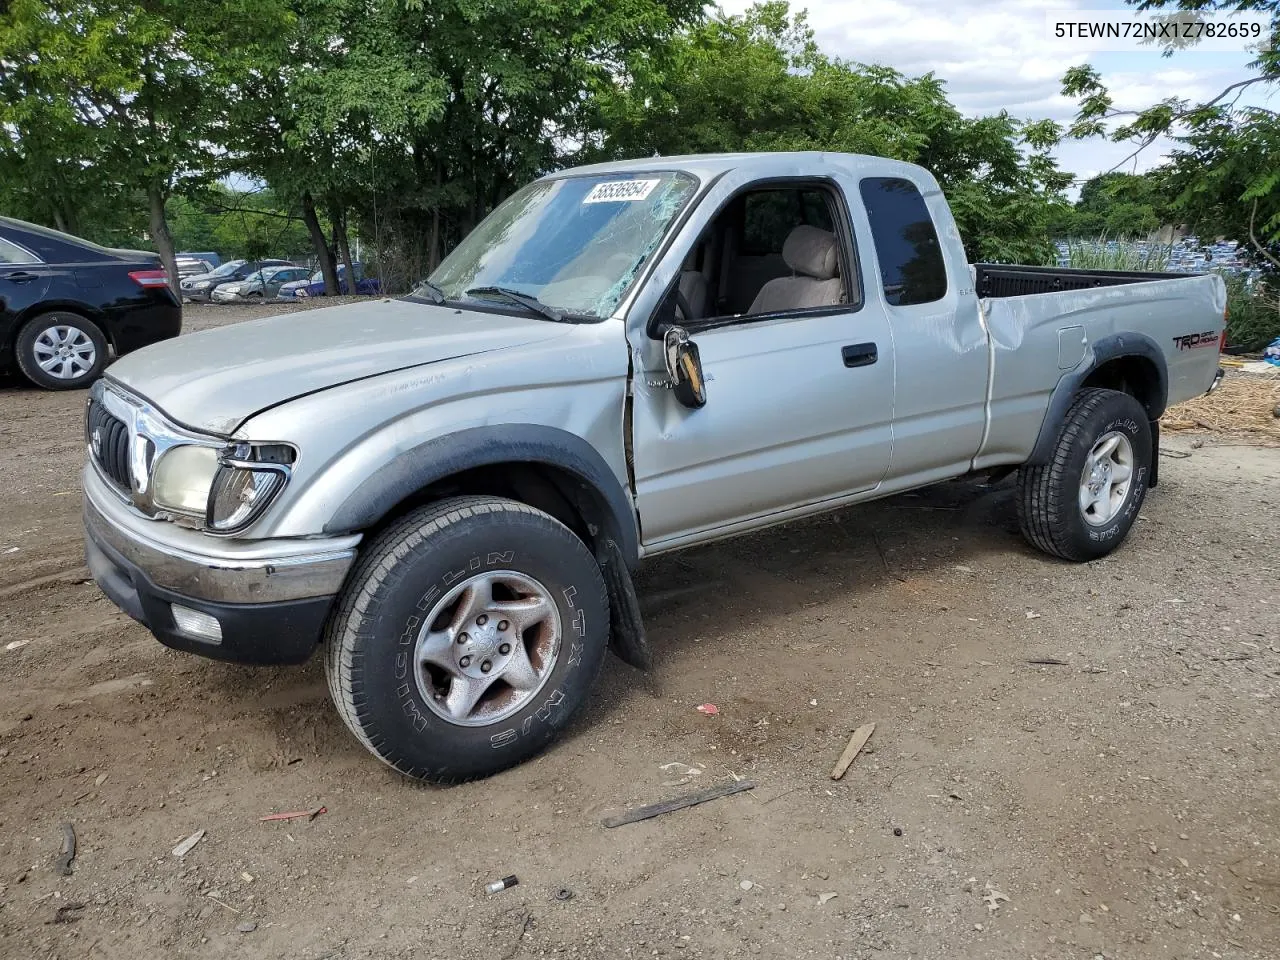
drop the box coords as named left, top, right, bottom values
left=858, top=177, right=947, bottom=306
left=0, top=236, right=41, bottom=264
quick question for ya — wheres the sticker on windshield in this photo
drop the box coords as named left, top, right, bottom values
left=583, top=179, right=660, bottom=204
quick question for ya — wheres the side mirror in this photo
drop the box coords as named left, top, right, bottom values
left=663, top=326, right=707, bottom=409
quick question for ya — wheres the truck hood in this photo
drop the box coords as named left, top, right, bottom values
left=107, top=299, right=572, bottom=435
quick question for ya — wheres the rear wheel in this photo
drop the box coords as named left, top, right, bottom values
left=323, top=496, right=610, bottom=783
left=1016, top=387, right=1152, bottom=561
left=15, top=313, right=108, bottom=390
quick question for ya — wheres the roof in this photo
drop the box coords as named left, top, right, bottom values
left=540, top=151, right=937, bottom=191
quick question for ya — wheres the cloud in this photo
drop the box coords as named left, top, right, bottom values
left=715, top=0, right=1262, bottom=178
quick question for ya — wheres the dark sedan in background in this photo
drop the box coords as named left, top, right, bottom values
left=0, top=217, right=181, bottom=390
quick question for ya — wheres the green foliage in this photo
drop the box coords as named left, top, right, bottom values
left=1054, top=236, right=1173, bottom=271
left=1051, top=172, right=1172, bottom=239
left=1220, top=272, right=1280, bottom=350
left=589, top=3, right=1070, bottom=264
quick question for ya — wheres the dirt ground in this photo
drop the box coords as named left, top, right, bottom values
left=2, top=302, right=1278, bottom=960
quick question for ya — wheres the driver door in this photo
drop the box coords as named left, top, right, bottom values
left=627, top=173, right=895, bottom=549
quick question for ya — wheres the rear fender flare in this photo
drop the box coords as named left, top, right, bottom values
left=1026, top=332, right=1168, bottom=466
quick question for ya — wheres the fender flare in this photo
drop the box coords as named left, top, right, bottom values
left=323, top=424, right=640, bottom=568
left=1026, top=332, right=1169, bottom=466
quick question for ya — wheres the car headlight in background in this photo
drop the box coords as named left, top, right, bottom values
left=206, top=443, right=295, bottom=532
left=152, top=445, right=220, bottom=514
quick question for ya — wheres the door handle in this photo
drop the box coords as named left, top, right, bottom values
left=3, top=271, right=39, bottom=283
left=841, top=342, right=878, bottom=368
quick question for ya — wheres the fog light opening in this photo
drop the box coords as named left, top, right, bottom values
left=171, top=604, right=223, bottom=643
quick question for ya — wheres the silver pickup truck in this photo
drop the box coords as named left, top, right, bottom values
left=83, top=152, right=1226, bottom=782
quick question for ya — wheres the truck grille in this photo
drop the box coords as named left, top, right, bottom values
left=87, top=398, right=132, bottom=490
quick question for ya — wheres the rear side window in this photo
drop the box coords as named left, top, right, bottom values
left=858, top=177, right=947, bottom=306
left=0, top=236, right=42, bottom=264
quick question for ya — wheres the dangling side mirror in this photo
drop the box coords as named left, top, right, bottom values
left=663, top=325, right=707, bottom=409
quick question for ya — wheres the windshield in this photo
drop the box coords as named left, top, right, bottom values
left=419, top=171, right=699, bottom=319
left=211, top=260, right=246, bottom=277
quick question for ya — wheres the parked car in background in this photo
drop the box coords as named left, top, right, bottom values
left=211, top=265, right=312, bottom=303
left=277, top=262, right=380, bottom=300
left=0, top=215, right=181, bottom=390
left=175, top=257, right=214, bottom=278
left=180, top=259, right=293, bottom=302
left=178, top=251, right=221, bottom=269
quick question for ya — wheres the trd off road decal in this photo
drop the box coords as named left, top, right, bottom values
left=1172, top=330, right=1220, bottom=350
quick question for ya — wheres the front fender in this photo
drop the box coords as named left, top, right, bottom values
left=323, top=423, right=640, bottom=566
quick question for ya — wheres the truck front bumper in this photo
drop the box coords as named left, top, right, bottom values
left=83, top=471, right=359, bottom=665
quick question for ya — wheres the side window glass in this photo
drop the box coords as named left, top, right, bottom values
left=858, top=177, right=947, bottom=306
left=0, top=237, right=41, bottom=265
left=742, top=190, right=798, bottom=256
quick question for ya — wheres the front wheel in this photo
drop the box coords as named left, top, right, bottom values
left=1016, top=387, right=1152, bottom=562
left=323, top=496, right=610, bottom=783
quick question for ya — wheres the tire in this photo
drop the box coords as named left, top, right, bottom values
left=324, top=496, right=610, bottom=784
left=1016, top=387, right=1152, bottom=562
left=14, top=312, right=109, bottom=390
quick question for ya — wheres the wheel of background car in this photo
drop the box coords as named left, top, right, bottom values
left=14, top=312, right=109, bottom=391
left=323, top=496, right=610, bottom=783
left=1016, top=387, right=1152, bottom=562
left=248, top=291, right=262, bottom=298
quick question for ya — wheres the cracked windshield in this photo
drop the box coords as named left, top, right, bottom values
left=419, top=171, right=698, bottom=319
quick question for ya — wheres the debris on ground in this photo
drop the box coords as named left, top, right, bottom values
left=893, top=827, right=904, bottom=837
left=1166, top=374, right=1280, bottom=442
left=739, top=880, right=754, bottom=891
left=5, top=639, right=30, bottom=651
left=94, top=773, right=107, bottom=787
left=54, top=823, right=76, bottom=876
left=259, top=806, right=326, bottom=823
left=659, top=761, right=704, bottom=786
left=602, top=779, right=758, bottom=828
left=236, top=921, right=258, bottom=933
left=485, top=875, right=519, bottom=895
left=983, top=882, right=1010, bottom=913
left=554, top=888, right=574, bottom=902
left=695, top=703, right=719, bottom=715
left=1025, top=611, right=1042, bottom=620
left=171, top=829, right=206, bottom=858
left=46, top=902, right=86, bottom=925
left=1026, top=657, right=1068, bottom=666
left=830, top=722, right=876, bottom=780
left=817, top=892, right=838, bottom=905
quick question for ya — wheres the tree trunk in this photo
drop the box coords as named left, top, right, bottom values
left=302, top=190, right=339, bottom=295
left=428, top=162, right=442, bottom=272
left=329, top=198, right=359, bottom=296
left=147, top=183, right=180, bottom=297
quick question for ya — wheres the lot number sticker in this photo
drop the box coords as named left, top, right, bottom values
left=583, top=179, right=660, bottom=204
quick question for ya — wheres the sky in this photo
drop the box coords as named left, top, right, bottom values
left=717, top=0, right=1277, bottom=191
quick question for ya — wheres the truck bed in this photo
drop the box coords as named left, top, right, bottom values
left=974, top=263, right=1198, bottom=300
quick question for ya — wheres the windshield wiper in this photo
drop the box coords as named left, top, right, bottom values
left=465, top=285, right=564, bottom=323
left=418, top=279, right=447, bottom=304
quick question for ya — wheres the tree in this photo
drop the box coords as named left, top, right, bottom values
left=589, top=3, right=1072, bottom=264
left=0, top=0, right=292, bottom=290
left=1052, top=171, right=1171, bottom=238
left=1061, top=0, right=1279, bottom=269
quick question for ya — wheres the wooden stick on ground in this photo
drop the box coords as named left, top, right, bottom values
left=830, top=723, right=876, bottom=781
left=602, top=779, right=758, bottom=828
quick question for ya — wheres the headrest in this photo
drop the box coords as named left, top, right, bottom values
left=782, top=225, right=839, bottom=280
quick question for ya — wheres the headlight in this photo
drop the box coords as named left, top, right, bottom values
left=152, top=445, right=220, bottom=514
left=191, top=280, right=211, bottom=289
left=206, top=443, right=295, bottom=532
